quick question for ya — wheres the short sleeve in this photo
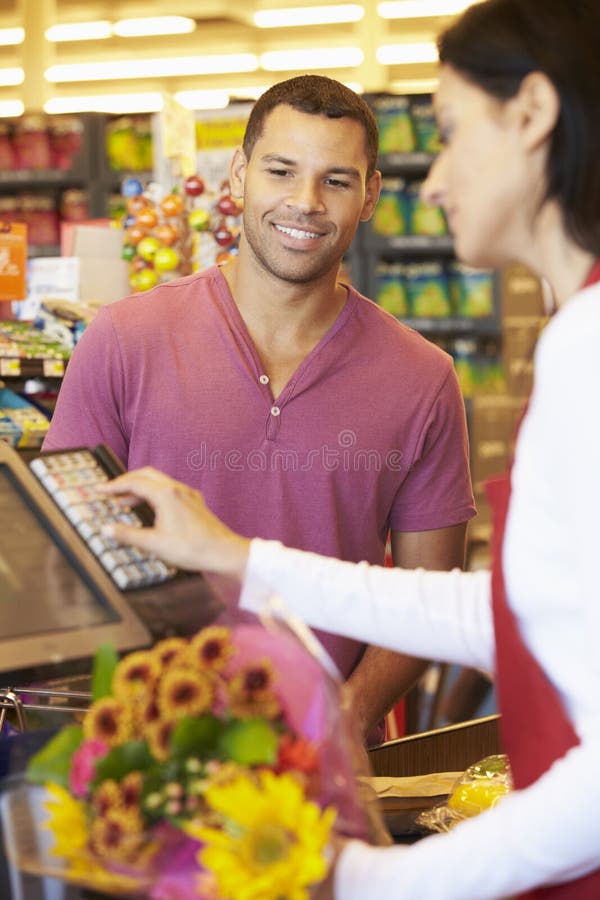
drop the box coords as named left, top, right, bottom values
left=389, top=364, right=475, bottom=532
left=43, top=306, right=129, bottom=464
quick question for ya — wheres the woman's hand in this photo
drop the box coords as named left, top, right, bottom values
left=96, top=467, right=250, bottom=577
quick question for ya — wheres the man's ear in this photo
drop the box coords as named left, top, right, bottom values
left=515, top=71, right=560, bottom=152
left=229, top=146, right=247, bottom=200
left=359, top=170, right=382, bottom=222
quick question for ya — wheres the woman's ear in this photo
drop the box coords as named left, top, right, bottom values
left=229, top=146, right=247, bottom=201
left=515, top=71, right=560, bottom=152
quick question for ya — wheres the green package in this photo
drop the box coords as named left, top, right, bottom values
left=372, top=178, right=409, bottom=236
left=405, top=261, right=451, bottom=317
left=375, top=262, right=410, bottom=317
left=373, top=96, right=417, bottom=155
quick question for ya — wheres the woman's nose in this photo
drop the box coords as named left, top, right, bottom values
left=420, top=153, right=446, bottom=208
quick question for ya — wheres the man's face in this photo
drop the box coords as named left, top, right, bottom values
left=231, top=104, right=380, bottom=285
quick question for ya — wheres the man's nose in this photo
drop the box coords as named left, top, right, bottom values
left=285, top=179, right=325, bottom=214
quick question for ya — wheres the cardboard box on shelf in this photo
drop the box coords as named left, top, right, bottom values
left=469, top=395, right=526, bottom=490
left=501, top=264, right=547, bottom=317
left=66, top=222, right=130, bottom=303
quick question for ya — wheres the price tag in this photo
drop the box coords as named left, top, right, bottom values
left=42, top=358, right=65, bottom=378
left=0, top=358, right=21, bottom=377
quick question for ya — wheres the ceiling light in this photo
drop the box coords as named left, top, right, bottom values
left=0, top=100, right=24, bottom=117
left=391, top=77, right=439, bottom=93
left=261, top=47, right=363, bottom=71
left=255, top=5, right=364, bottom=27
left=45, top=54, right=259, bottom=83
left=113, top=16, right=196, bottom=38
left=0, top=27, right=24, bottom=46
left=46, top=21, right=112, bottom=42
left=378, top=1, right=477, bottom=18
left=174, top=90, right=230, bottom=110
left=0, top=68, right=24, bottom=87
left=44, top=93, right=164, bottom=114
left=377, top=42, right=438, bottom=64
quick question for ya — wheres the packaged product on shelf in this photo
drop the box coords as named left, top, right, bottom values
left=406, top=180, right=448, bottom=236
left=12, top=115, right=53, bottom=170
left=372, top=96, right=417, bottom=155
left=106, top=116, right=153, bottom=172
left=0, top=196, right=19, bottom=225
left=0, top=387, right=50, bottom=448
left=409, top=97, right=440, bottom=154
left=0, top=123, right=16, bottom=170
left=375, top=261, right=410, bottom=317
left=451, top=338, right=505, bottom=397
left=447, top=262, right=495, bottom=317
left=19, top=194, right=60, bottom=247
left=404, top=261, right=452, bottom=317
left=372, top=177, right=409, bottom=236
left=60, top=189, right=90, bottom=223
left=48, top=117, right=84, bottom=170
left=0, top=321, right=71, bottom=361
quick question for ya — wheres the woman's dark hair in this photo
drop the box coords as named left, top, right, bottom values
left=242, top=75, right=379, bottom=180
left=438, top=0, right=600, bottom=255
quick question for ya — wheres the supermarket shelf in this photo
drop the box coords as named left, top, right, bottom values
left=398, top=316, right=501, bottom=336
left=365, top=233, right=455, bottom=254
left=0, top=357, right=66, bottom=379
left=377, top=151, right=435, bottom=174
left=27, top=244, right=61, bottom=258
left=0, top=169, right=87, bottom=187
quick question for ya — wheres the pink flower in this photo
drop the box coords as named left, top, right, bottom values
left=69, top=739, right=108, bottom=798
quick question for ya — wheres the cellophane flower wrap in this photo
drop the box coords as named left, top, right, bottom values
left=25, top=613, right=386, bottom=899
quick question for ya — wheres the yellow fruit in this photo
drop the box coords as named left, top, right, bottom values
left=447, top=778, right=509, bottom=817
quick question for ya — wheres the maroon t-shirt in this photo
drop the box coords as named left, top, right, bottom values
left=45, top=265, right=475, bottom=676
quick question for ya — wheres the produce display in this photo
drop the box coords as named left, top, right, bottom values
left=120, top=175, right=242, bottom=293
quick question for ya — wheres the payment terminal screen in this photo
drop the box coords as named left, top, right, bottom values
left=0, top=465, right=119, bottom=638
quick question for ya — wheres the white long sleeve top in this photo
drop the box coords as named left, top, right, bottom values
left=239, top=280, right=600, bottom=899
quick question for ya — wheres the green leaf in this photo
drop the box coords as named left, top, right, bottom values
left=25, top=725, right=83, bottom=789
left=170, top=714, right=223, bottom=759
left=93, top=740, right=153, bottom=785
left=217, top=718, right=279, bottom=767
left=91, top=643, right=119, bottom=702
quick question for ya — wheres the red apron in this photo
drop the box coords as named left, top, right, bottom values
left=486, top=259, right=600, bottom=898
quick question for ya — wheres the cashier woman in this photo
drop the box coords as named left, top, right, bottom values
left=99, top=1, right=600, bottom=897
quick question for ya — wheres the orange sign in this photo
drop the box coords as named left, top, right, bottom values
left=0, top=222, right=27, bottom=304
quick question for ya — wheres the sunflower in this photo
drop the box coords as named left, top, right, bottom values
left=83, top=697, right=133, bottom=748
left=151, top=636, right=190, bottom=669
left=190, top=770, right=336, bottom=900
left=157, top=667, right=213, bottom=720
left=89, top=808, right=146, bottom=864
left=188, top=626, right=234, bottom=672
left=91, top=779, right=121, bottom=817
left=227, top=660, right=281, bottom=720
left=121, top=771, right=144, bottom=810
left=112, top=650, right=160, bottom=699
left=146, top=719, right=175, bottom=762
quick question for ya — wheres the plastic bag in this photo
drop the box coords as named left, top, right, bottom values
left=417, top=753, right=513, bottom=834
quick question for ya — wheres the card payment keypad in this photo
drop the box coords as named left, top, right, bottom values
left=30, top=450, right=177, bottom=591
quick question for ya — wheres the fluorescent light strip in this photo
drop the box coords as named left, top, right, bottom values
left=44, top=93, right=164, bottom=114
left=0, top=27, right=24, bottom=46
left=113, top=17, right=195, bottom=37
left=0, top=68, right=24, bottom=87
left=378, top=0, right=476, bottom=18
left=46, top=21, right=112, bottom=42
left=45, top=54, right=258, bottom=83
left=391, top=77, right=439, bottom=93
left=0, top=100, right=24, bottom=117
left=255, top=4, right=364, bottom=27
left=261, top=47, right=363, bottom=70
left=377, top=42, right=438, bottom=64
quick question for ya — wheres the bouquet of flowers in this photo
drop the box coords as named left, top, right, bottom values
left=21, top=617, right=383, bottom=899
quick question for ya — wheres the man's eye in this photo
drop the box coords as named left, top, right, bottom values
left=267, top=167, right=290, bottom=177
left=326, top=178, right=351, bottom=189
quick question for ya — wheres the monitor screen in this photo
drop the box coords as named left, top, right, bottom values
left=0, top=443, right=151, bottom=681
left=0, top=466, right=118, bottom=639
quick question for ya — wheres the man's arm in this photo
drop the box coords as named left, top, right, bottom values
left=345, top=522, right=467, bottom=741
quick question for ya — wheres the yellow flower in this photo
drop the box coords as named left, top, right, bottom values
left=146, top=718, right=175, bottom=761
left=83, top=697, right=133, bottom=748
left=92, top=779, right=121, bottom=817
left=43, top=784, right=142, bottom=892
left=189, top=626, right=234, bottom=672
left=112, top=650, right=160, bottom=699
left=227, top=659, right=281, bottom=720
left=89, top=807, right=146, bottom=864
left=190, top=771, right=336, bottom=900
left=158, top=667, right=213, bottom=720
left=152, top=636, right=190, bottom=668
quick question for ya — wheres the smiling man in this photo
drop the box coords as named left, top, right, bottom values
left=44, top=75, right=475, bottom=742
